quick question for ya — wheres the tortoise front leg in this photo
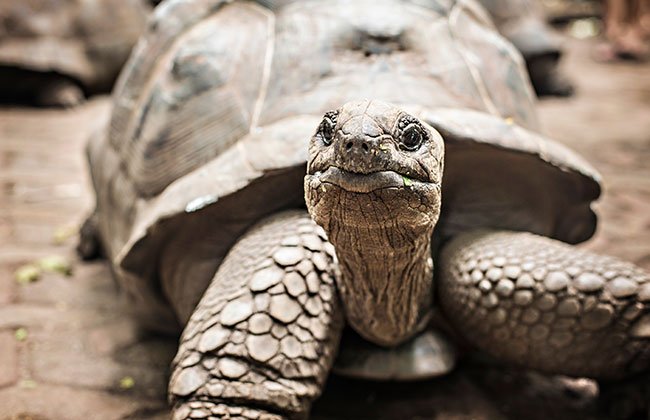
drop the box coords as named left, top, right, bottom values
left=439, top=230, right=650, bottom=379
left=169, top=210, right=344, bottom=420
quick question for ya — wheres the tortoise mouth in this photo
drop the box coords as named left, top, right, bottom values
left=309, top=166, right=431, bottom=193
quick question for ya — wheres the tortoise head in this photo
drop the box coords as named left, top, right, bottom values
left=305, top=99, right=444, bottom=346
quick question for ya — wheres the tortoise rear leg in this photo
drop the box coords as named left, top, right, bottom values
left=169, top=210, right=344, bottom=420
left=77, top=211, right=103, bottom=260
left=526, top=54, right=574, bottom=97
left=35, top=75, right=85, bottom=107
left=438, top=229, right=650, bottom=379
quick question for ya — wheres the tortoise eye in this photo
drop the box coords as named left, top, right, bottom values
left=396, top=113, right=426, bottom=152
left=319, top=110, right=338, bottom=146
left=400, top=124, right=423, bottom=151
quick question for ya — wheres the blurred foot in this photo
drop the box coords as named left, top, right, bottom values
left=526, top=54, right=575, bottom=97
left=617, top=26, right=650, bottom=60
left=593, top=38, right=649, bottom=63
left=36, top=78, right=85, bottom=107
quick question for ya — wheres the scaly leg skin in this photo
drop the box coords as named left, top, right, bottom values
left=36, top=78, right=84, bottom=107
left=439, top=230, right=650, bottom=380
left=169, top=210, right=344, bottom=420
left=77, top=211, right=103, bottom=260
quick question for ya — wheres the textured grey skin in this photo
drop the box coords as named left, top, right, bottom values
left=83, top=0, right=650, bottom=419
left=169, top=211, right=342, bottom=419
left=0, top=0, right=151, bottom=105
left=440, top=230, right=650, bottom=379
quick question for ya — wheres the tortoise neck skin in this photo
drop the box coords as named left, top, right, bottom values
left=305, top=100, right=444, bottom=347
left=324, top=216, right=435, bottom=346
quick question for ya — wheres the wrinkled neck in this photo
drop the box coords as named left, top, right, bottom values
left=328, top=225, right=434, bottom=347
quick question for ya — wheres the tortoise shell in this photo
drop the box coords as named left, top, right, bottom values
left=87, top=0, right=600, bottom=329
left=0, top=0, right=151, bottom=92
left=477, top=0, right=562, bottom=57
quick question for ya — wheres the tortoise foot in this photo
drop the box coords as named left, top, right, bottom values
left=526, top=54, right=574, bottom=97
left=77, top=212, right=103, bottom=260
left=532, top=73, right=575, bottom=97
left=172, top=401, right=286, bottom=420
left=36, top=78, right=84, bottom=107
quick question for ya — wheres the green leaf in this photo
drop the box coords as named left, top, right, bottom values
left=15, top=328, right=27, bottom=341
left=119, top=376, right=135, bottom=389
left=15, top=265, right=41, bottom=284
left=402, top=175, right=413, bottom=187
left=38, top=255, right=73, bottom=276
left=19, top=380, right=36, bottom=389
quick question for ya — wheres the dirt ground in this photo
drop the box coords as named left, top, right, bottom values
left=0, top=36, right=648, bottom=420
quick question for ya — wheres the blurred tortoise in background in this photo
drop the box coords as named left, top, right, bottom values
left=478, top=0, right=575, bottom=96
left=0, top=0, right=151, bottom=106
left=79, top=0, right=650, bottom=418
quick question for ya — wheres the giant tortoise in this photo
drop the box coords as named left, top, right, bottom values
left=80, top=0, right=650, bottom=418
left=0, top=0, right=151, bottom=106
left=477, top=0, right=574, bottom=96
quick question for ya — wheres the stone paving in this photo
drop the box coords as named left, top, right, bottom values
left=538, top=38, right=650, bottom=269
left=0, top=37, right=649, bottom=420
left=0, top=99, right=173, bottom=420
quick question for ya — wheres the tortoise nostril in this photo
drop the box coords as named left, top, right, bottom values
left=345, top=140, right=371, bottom=153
